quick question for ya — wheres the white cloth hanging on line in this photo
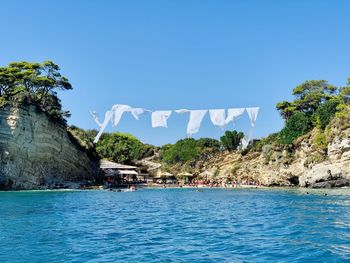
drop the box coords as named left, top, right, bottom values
left=225, top=108, right=245, bottom=125
left=93, top=110, right=113, bottom=143
left=91, top=104, right=260, bottom=145
left=246, top=107, right=260, bottom=127
left=111, top=104, right=132, bottom=127
left=241, top=107, right=260, bottom=149
left=209, top=109, right=226, bottom=129
left=90, top=111, right=103, bottom=128
left=241, top=136, right=250, bottom=149
left=151, top=111, right=172, bottom=128
left=93, top=104, right=134, bottom=143
left=175, top=109, right=207, bottom=136
left=131, top=108, right=151, bottom=120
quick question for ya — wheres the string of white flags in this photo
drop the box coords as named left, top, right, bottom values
left=90, top=104, right=260, bottom=149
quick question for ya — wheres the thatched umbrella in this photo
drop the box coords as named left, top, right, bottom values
left=161, top=172, right=173, bottom=177
left=177, top=172, right=194, bottom=184
left=161, top=172, right=174, bottom=184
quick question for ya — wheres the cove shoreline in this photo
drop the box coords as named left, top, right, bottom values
left=2, top=184, right=349, bottom=193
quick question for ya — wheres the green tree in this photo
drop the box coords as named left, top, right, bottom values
left=313, top=99, right=340, bottom=130
left=339, top=78, right=350, bottom=103
left=197, top=137, right=221, bottom=150
left=220, top=130, right=244, bottom=151
left=276, top=101, right=296, bottom=120
left=279, top=112, right=313, bottom=144
left=96, top=132, right=155, bottom=164
left=0, top=61, right=72, bottom=123
left=277, top=80, right=338, bottom=119
left=161, top=138, right=199, bottom=164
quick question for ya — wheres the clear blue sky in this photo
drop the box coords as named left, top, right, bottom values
left=1, top=0, right=350, bottom=145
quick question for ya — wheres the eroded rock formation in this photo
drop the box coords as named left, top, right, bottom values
left=0, top=105, right=98, bottom=190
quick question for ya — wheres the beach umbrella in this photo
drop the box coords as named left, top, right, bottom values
left=178, top=172, right=192, bottom=176
left=161, top=172, right=173, bottom=177
left=178, top=172, right=193, bottom=183
left=160, top=172, right=173, bottom=184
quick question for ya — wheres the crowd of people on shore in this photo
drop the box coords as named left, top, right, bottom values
left=151, top=180, right=261, bottom=188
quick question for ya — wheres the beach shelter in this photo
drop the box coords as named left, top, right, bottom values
left=100, top=160, right=139, bottom=184
left=177, top=172, right=194, bottom=184
left=161, top=172, right=176, bottom=184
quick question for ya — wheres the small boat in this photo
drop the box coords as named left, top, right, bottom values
left=122, top=188, right=136, bottom=192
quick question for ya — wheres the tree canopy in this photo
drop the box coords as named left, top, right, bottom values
left=279, top=112, right=313, bottom=145
left=161, top=138, right=200, bottom=164
left=276, top=80, right=338, bottom=119
left=220, top=130, right=244, bottom=151
left=0, top=61, right=72, bottom=123
left=274, top=78, right=350, bottom=145
left=160, top=134, right=244, bottom=165
left=96, top=132, right=156, bottom=164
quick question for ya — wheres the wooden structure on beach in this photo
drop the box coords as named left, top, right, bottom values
left=100, top=160, right=143, bottom=186
left=152, top=171, right=177, bottom=184
left=177, top=172, right=195, bottom=184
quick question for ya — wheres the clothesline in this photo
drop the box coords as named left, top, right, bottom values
left=91, top=104, right=260, bottom=149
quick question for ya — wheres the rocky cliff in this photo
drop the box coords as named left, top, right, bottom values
left=158, top=111, right=350, bottom=188
left=199, top=119, right=350, bottom=188
left=0, top=105, right=98, bottom=190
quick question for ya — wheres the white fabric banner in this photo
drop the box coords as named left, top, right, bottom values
left=225, top=108, right=245, bottom=125
left=151, top=111, right=172, bottom=128
left=209, top=109, right=226, bottom=129
left=246, top=107, right=260, bottom=127
left=175, top=109, right=207, bottom=136
left=91, top=105, right=260, bottom=144
left=131, top=108, right=151, bottom=120
left=241, top=107, right=260, bottom=149
left=111, top=104, right=132, bottom=127
left=93, top=110, right=113, bottom=143
left=90, top=111, right=103, bottom=128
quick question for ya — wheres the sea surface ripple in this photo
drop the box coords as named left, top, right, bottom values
left=1, top=188, right=350, bottom=262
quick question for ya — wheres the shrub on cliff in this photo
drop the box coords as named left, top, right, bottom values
left=68, top=126, right=100, bottom=162
left=197, top=137, right=221, bottom=150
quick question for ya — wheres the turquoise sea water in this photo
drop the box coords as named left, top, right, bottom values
left=1, top=188, right=350, bottom=263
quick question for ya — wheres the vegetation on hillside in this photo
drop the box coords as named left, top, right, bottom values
left=160, top=131, right=244, bottom=165
left=3, top=60, right=348, bottom=168
left=0, top=61, right=72, bottom=124
left=220, top=130, right=244, bottom=151
left=96, top=132, right=156, bottom=164
left=67, top=128, right=157, bottom=165
left=67, top=126, right=100, bottom=162
left=276, top=79, right=350, bottom=145
left=236, top=78, right=350, bottom=168
left=160, top=78, right=350, bottom=169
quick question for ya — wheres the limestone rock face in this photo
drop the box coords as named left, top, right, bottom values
left=299, top=163, right=341, bottom=187
left=175, top=125, right=350, bottom=188
left=0, top=105, right=98, bottom=190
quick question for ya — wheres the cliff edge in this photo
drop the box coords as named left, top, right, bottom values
left=0, top=105, right=98, bottom=190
